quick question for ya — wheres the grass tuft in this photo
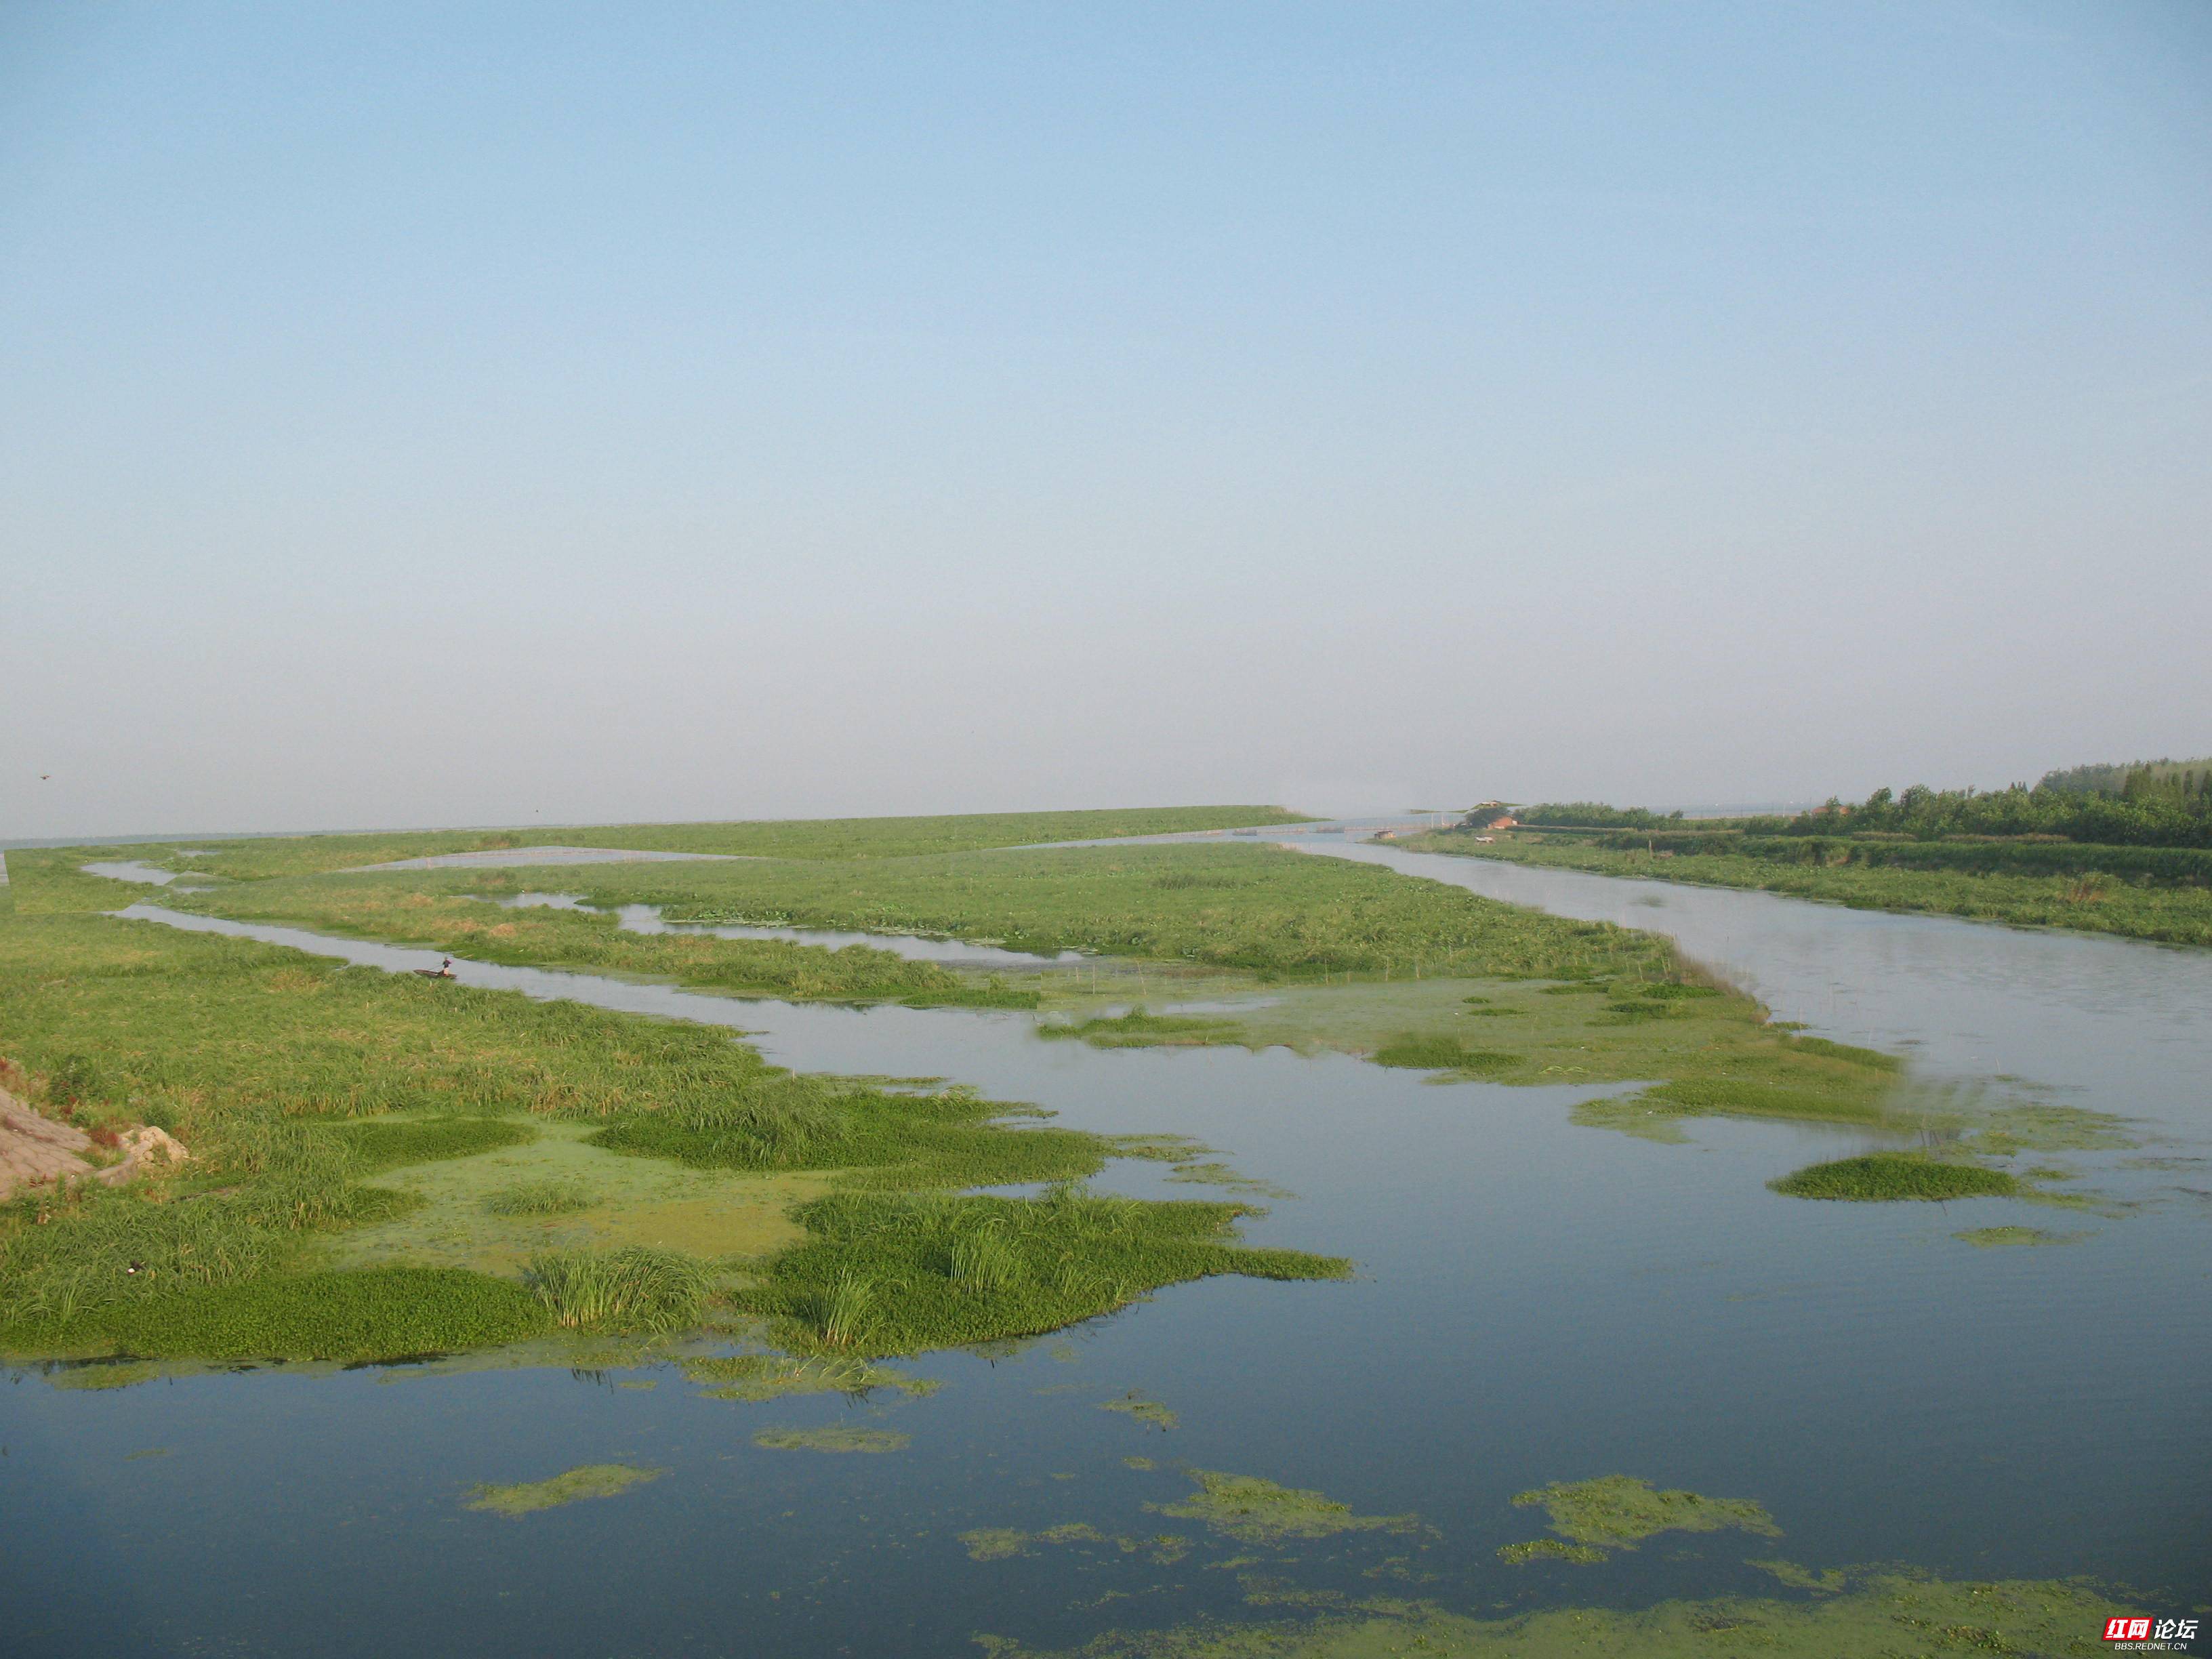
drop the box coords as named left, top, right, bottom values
left=1769, top=1153, right=2020, bottom=1202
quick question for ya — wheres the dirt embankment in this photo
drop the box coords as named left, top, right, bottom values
left=0, top=1084, right=188, bottom=1202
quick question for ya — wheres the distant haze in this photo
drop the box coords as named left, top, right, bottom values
left=4, top=4, right=2208, bottom=839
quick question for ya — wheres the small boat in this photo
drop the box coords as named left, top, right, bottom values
left=413, top=958, right=457, bottom=981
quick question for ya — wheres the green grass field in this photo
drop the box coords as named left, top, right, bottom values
left=1406, top=828, right=2212, bottom=946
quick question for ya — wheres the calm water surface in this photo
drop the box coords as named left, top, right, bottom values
left=5, top=837, right=2207, bottom=1656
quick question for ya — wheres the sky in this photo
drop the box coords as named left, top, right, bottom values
left=3, top=1, right=2208, bottom=838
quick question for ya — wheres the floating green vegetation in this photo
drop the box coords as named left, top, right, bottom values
left=741, top=1185, right=1349, bottom=1357
left=1967, top=1103, right=2139, bottom=1156
left=1122, top=1456, right=1156, bottom=1471
left=47, top=1359, right=163, bottom=1391
left=484, top=1176, right=594, bottom=1216
left=1041, top=1009, right=1243, bottom=1047
left=959, top=1524, right=1191, bottom=1565
left=1099, top=1391, right=1177, bottom=1430
left=1497, top=1538, right=1607, bottom=1565
left=525, top=1247, right=713, bottom=1334
left=1567, top=1097, right=1691, bottom=1144
left=962, top=1528, right=1031, bottom=1562
left=1162, top=1162, right=1296, bottom=1199
left=1750, top=1559, right=1849, bottom=1592
left=682, top=1351, right=935, bottom=1401
left=1954, top=1225, right=2087, bottom=1248
left=464, top=1462, right=665, bottom=1517
left=1510, top=1475, right=1780, bottom=1549
left=1370, top=1034, right=1517, bottom=1073
left=1769, top=1153, right=2019, bottom=1202
left=972, top=1570, right=2127, bottom=1658
left=1149, top=1469, right=1418, bottom=1545
left=752, top=1425, right=909, bottom=1454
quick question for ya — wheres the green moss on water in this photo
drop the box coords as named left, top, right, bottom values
left=1510, top=1475, right=1780, bottom=1549
left=976, top=1570, right=2129, bottom=1656
left=1953, top=1226, right=2087, bottom=1248
left=483, top=1176, right=594, bottom=1216
left=1042, top=1010, right=1244, bottom=1048
left=1162, top=1163, right=1296, bottom=1198
left=1769, top=1153, right=2018, bottom=1202
left=1567, top=1097, right=1692, bottom=1144
left=1099, top=1391, right=1178, bottom=1430
left=682, top=1351, right=936, bottom=1401
left=1966, top=1104, right=2138, bottom=1156
left=464, top=1462, right=663, bottom=1516
left=752, top=1425, right=909, bottom=1453
left=1149, top=1470, right=1419, bottom=1545
left=1498, top=1539, right=1607, bottom=1565
left=1749, top=1559, right=1848, bottom=1592
left=962, top=1527, right=1032, bottom=1561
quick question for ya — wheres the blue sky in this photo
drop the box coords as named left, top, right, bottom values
left=4, top=2, right=2207, bottom=834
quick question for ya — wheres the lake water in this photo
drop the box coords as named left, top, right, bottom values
left=6, top=838, right=2207, bottom=1656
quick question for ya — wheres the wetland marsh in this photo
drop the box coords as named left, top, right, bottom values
left=2, top=809, right=2206, bottom=1656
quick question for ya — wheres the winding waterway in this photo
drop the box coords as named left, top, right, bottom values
left=5, top=833, right=2207, bottom=1656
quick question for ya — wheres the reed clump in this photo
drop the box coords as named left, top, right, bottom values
left=525, top=1247, right=714, bottom=1333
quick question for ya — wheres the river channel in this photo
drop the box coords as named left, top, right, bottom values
left=3, top=830, right=2205, bottom=1656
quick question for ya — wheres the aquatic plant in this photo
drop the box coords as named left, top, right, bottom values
left=752, top=1425, right=909, bottom=1453
left=464, top=1462, right=663, bottom=1517
left=813, top=1269, right=878, bottom=1349
left=1509, top=1475, right=1780, bottom=1548
left=744, top=1185, right=1348, bottom=1357
left=1496, top=1538, right=1606, bottom=1564
left=484, top=1176, right=594, bottom=1216
left=524, top=1247, right=712, bottom=1333
left=1097, top=1391, right=1176, bottom=1430
left=969, top=1569, right=2129, bottom=1656
left=1370, top=1034, right=1517, bottom=1071
left=1149, top=1469, right=1418, bottom=1544
left=1769, top=1153, right=2020, bottom=1202
left=1038, top=1008, right=1242, bottom=1047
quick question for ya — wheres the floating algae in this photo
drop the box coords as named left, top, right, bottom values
left=1099, top=1391, right=1178, bottom=1430
left=1162, top=1161, right=1296, bottom=1198
left=1498, top=1538, right=1606, bottom=1565
left=464, top=1462, right=663, bottom=1516
left=970, top=1569, right=2126, bottom=1657
left=1510, top=1475, right=1779, bottom=1549
left=1750, top=1559, right=1849, bottom=1592
left=1149, top=1469, right=1418, bottom=1545
left=683, top=1351, right=936, bottom=1402
left=1568, top=1096, right=1692, bottom=1145
left=960, top=1524, right=1191, bottom=1565
left=1954, top=1225, right=2087, bottom=1248
left=752, top=1425, right=909, bottom=1454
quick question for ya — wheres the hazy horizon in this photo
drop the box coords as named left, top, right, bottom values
left=6, top=3, right=2208, bottom=841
